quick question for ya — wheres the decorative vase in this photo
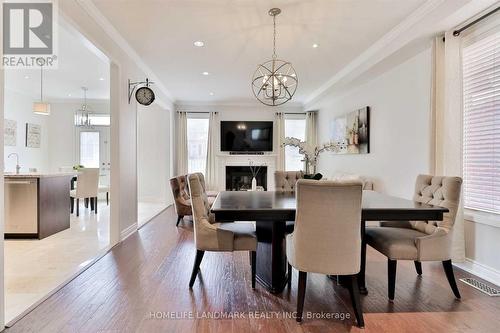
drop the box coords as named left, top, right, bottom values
left=251, top=177, right=257, bottom=191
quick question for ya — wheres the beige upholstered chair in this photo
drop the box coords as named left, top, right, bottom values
left=187, top=173, right=257, bottom=288
left=170, top=174, right=218, bottom=226
left=70, top=168, right=99, bottom=216
left=365, top=174, right=462, bottom=301
left=275, top=171, right=304, bottom=192
left=287, top=179, right=364, bottom=327
left=170, top=175, right=192, bottom=226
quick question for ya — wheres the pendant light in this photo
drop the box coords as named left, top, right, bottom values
left=75, top=87, right=91, bottom=127
left=252, top=8, right=298, bottom=106
left=33, top=65, right=51, bottom=115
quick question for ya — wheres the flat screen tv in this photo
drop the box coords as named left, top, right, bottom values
left=221, top=121, right=273, bottom=152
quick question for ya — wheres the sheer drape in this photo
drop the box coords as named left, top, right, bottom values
left=305, top=111, right=318, bottom=147
left=205, top=112, right=218, bottom=190
left=176, top=111, right=188, bottom=175
left=276, top=112, right=285, bottom=171
left=431, top=34, right=465, bottom=262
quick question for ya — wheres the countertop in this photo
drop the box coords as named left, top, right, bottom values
left=4, top=172, right=77, bottom=178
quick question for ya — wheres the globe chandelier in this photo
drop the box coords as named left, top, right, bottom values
left=252, top=8, right=298, bottom=106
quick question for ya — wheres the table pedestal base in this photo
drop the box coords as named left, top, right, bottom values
left=255, top=221, right=288, bottom=294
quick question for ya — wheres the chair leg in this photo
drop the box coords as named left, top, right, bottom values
left=76, top=199, right=80, bottom=217
left=176, top=215, right=184, bottom=226
left=70, top=197, right=74, bottom=213
left=250, top=251, right=256, bottom=289
left=95, top=197, right=98, bottom=213
left=85, top=198, right=89, bottom=208
left=90, top=197, right=94, bottom=211
left=106, top=192, right=109, bottom=205
left=288, top=263, right=292, bottom=288
left=388, top=259, right=397, bottom=301
left=189, top=250, right=205, bottom=288
left=347, top=275, right=365, bottom=328
left=414, top=261, right=422, bottom=275
left=442, top=260, right=461, bottom=299
left=296, top=271, right=307, bottom=322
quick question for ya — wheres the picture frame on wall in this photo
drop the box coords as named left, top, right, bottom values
left=329, top=106, right=370, bottom=154
left=26, top=123, right=42, bottom=148
left=4, top=119, right=17, bottom=147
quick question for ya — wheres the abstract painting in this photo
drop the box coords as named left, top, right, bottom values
left=330, top=106, right=370, bottom=154
left=4, top=119, right=17, bottom=146
left=26, top=123, right=41, bottom=148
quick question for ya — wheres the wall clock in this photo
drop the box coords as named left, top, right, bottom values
left=128, top=78, right=156, bottom=106
left=135, top=86, right=155, bottom=106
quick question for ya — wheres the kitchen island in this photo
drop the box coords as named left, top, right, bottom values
left=4, top=173, right=75, bottom=239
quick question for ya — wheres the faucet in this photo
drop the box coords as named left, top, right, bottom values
left=7, top=153, right=21, bottom=174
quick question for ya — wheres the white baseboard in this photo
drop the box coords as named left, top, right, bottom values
left=454, top=258, right=500, bottom=287
left=120, top=223, right=137, bottom=241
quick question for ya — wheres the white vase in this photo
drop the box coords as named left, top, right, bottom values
left=251, top=177, right=257, bottom=191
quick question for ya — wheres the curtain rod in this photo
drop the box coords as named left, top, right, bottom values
left=453, top=6, right=499, bottom=36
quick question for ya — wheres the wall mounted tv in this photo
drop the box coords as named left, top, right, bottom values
left=221, top=121, right=273, bottom=152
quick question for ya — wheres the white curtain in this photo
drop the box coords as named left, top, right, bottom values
left=305, top=111, right=318, bottom=147
left=431, top=33, right=465, bottom=262
left=205, top=112, right=218, bottom=190
left=275, top=112, right=285, bottom=171
left=176, top=111, right=188, bottom=175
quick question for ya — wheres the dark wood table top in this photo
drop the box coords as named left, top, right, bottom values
left=211, top=190, right=448, bottom=222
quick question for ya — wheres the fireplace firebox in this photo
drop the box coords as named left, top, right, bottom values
left=225, top=166, right=267, bottom=191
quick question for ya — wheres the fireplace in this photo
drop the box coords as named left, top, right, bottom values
left=225, top=166, right=268, bottom=191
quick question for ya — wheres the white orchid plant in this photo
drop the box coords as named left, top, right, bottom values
left=282, top=137, right=347, bottom=174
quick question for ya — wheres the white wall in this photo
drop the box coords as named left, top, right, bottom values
left=46, top=101, right=109, bottom=172
left=137, top=104, right=172, bottom=205
left=306, top=47, right=433, bottom=199
left=3, top=90, right=50, bottom=173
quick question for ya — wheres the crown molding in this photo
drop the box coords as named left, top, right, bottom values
left=76, top=0, right=175, bottom=107
left=175, top=99, right=304, bottom=109
left=304, top=0, right=446, bottom=106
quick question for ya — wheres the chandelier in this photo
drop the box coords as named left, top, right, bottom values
left=75, top=87, right=92, bottom=127
left=252, top=8, right=298, bottom=106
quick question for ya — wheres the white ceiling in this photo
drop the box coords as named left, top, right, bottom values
left=91, top=0, right=426, bottom=104
left=5, top=22, right=110, bottom=101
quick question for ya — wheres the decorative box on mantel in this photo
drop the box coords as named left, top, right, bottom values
left=216, top=153, right=277, bottom=191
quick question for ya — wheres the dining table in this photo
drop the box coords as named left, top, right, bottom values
left=211, top=190, right=449, bottom=294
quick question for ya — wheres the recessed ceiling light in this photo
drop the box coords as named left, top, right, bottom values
left=202, top=71, right=210, bottom=76
left=209, top=92, right=214, bottom=96
left=194, top=41, right=205, bottom=47
left=68, top=94, right=72, bottom=97
left=99, top=77, right=105, bottom=81
left=312, top=43, right=319, bottom=48
left=24, top=75, right=30, bottom=79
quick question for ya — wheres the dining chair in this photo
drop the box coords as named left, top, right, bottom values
left=274, top=171, right=304, bottom=192
left=170, top=174, right=218, bottom=227
left=187, top=173, right=257, bottom=289
left=365, top=174, right=462, bottom=301
left=287, top=179, right=364, bottom=327
left=70, top=168, right=99, bottom=216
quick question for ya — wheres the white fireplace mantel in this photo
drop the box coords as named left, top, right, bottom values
left=216, top=153, right=277, bottom=191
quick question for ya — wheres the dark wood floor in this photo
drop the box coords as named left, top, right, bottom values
left=6, top=206, right=500, bottom=333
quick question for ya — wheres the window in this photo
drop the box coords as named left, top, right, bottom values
left=80, top=131, right=100, bottom=168
left=285, top=115, right=306, bottom=171
left=187, top=117, right=209, bottom=174
left=463, top=29, right=500, bottom=214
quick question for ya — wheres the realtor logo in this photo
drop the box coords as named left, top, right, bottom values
left=2, top=1, right=58, bottom=68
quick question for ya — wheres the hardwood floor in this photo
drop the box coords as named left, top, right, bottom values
left=6, top=206, right=500, bottom=333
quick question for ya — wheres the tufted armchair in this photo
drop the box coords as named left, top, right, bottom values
left=187, top=173, right=257, bottom=288
left=275, top=171, right=304, bottom=192
left=170, top=174, right=219, bottom=227
left=365, top=174, right=462, bottom=300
